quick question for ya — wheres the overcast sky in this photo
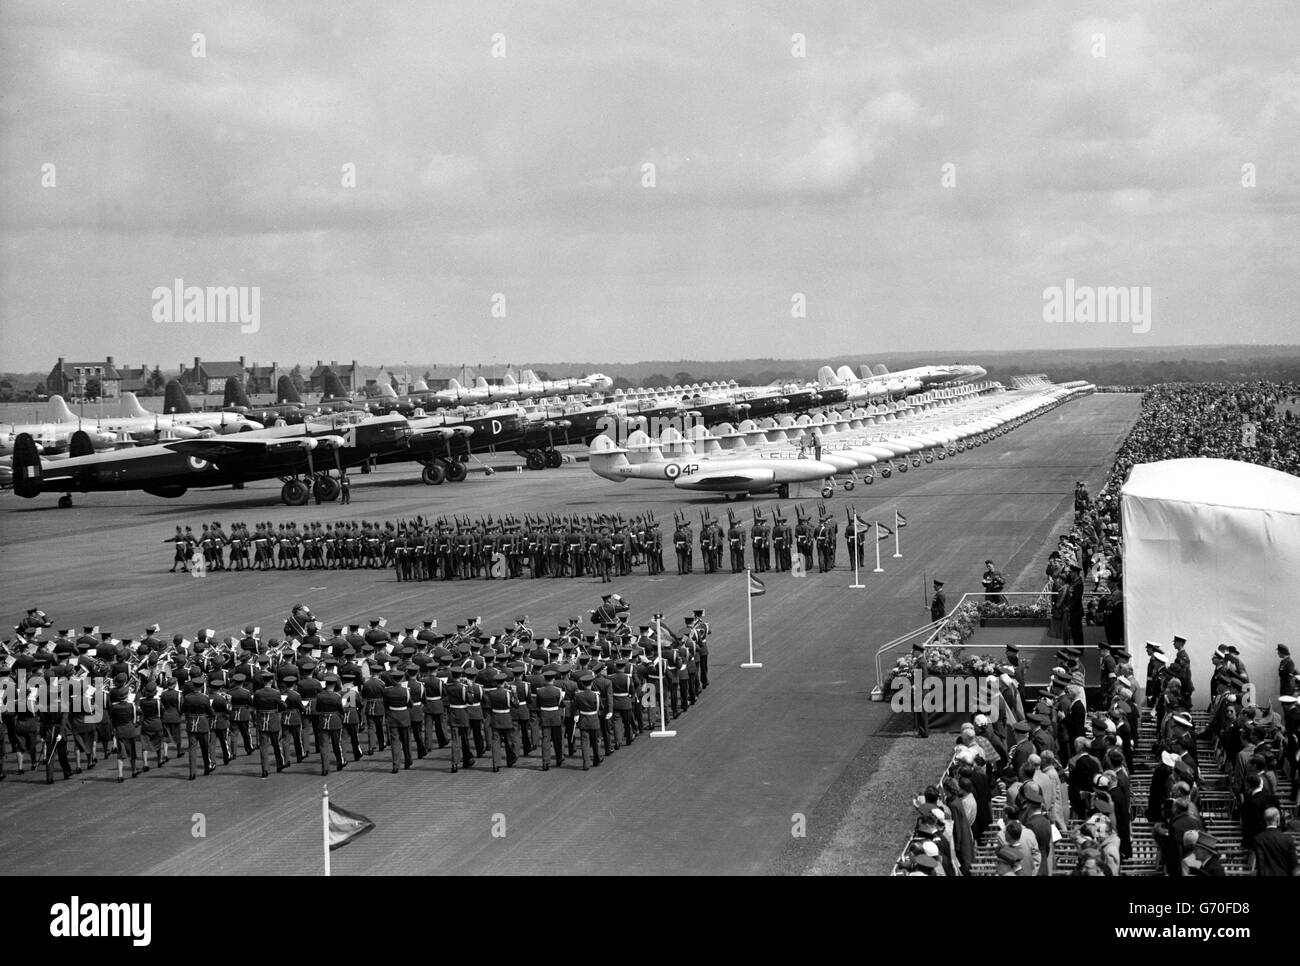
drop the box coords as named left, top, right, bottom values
left=1, top=0, right=1296, bottom=372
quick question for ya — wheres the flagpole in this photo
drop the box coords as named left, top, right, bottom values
left=873, top=522, right=884, bottom=573
left=742, top=569, right=762, bottom=667
left=893, top=512, right=902, bottom=559
left=652, top=613, right=675, bottom=736
left=322, top=785, right=331, bottom=877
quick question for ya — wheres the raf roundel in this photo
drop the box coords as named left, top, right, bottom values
left=664, top=463, right=681, bottom=480
left=188, top=456, right=210, bottom=472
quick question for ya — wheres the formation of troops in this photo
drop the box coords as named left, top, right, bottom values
left=162, top=503, right=898, bottom=580
left=1, top=599, right=714, bottom=784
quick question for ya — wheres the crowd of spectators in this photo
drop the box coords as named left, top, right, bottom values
left=897, top=382, right=1300, bottom=877
left=1092, top=382, right=1300, bottom=532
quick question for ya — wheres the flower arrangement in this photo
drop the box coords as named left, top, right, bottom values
left=889, top=644, right=1000, bottom=679
left=890, top=598, right=1051, bottom=678
left=977, top=600, right=1050, bottom=620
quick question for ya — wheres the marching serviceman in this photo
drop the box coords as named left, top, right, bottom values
left=180, top=674, right=214, bottom=779
left=252, top=673, right=286, bottom=777
left=210, top=674, right=234, bottom=765
left=228, top=673, right=255, bottom=755
left=360, top=668, right=387, bottom=755
left=574, top=672, right=603, bottom=770
left=484, top=670, right=519, bottom=771
left=404, top=665, right=428, bottom=759
left=382, top=671, right=413, bottom=772
left=610, top=659, right=637, bottom=746
left=536, top=668, right=566, bottom=770
left=315, top=674, right=346, bottom=775
left=444, top=668, right=475, bottom=772
left=109, top=684, right=141, bottom=783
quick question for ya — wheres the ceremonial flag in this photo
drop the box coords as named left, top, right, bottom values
left=748, top=573, right=766, bottom=597
left=896, top=511, right=908, bottom=528
left=876, top=522, right=894, bottom=541
left=325, top=792, right=374, bottom=852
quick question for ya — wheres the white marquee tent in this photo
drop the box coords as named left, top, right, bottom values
left=1122, top=458, right=1300, bottom=707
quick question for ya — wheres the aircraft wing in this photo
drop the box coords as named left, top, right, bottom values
left=162, top=436, right=336, bottom=461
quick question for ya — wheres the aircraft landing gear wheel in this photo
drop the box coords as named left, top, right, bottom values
left=525, top=450, right=546, bottom=471
left=924, top=455, right=933, bottom=464
left=843, top=479, right=855, bottom=491
left=281, top=479, right=310, bottom=506
left=314, top=476, right=341, bottom=501
left=863, top=473, right=874, bottom=485
left=957, top=444, right=966, bottom=453
left=422, top=462, right=446, bottom=485
left=777, top=483, right=790, bottom=500
left=445, top=459, right=468, bottom=482
left=911, top=457, right=921, bottom=467
left=820, top=483, right=835, bottom=499
left=58, top=494, right=73, bottom=509
left=946, top=449, right=955, bottom=458
left=544, top=448, right=562, bottom=469
left=898, top=462, right=908, bottom=473
left=881, top=466, right=892, bottom=479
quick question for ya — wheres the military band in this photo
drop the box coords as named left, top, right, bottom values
left=1, top=600, right=717, bottom=783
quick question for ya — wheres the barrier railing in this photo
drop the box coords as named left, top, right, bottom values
left=870, top=590, right=1058, bottom=700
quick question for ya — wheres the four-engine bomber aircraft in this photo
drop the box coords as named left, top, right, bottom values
left=9, top=412, right=411, bottom=506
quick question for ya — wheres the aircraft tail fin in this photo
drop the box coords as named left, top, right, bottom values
left=48, top=395, right=78, bottom=424
left=836, top=365, right=857, bottom=383
left=120, top=391, right=151, bottom=419
left=871, top=363, right=889, bottom=376
left=473, top=376, right=489, bottom=389
left=378, top=382, right=398, bottom=399
left=448, top=378, right=465, bottom=396
left=816, top=365, right=840, bottom=388
left=277, top=374, right=302, bottom=404
left=223, top=376, right=251, bottom=409
left=69, top=429, right=96, bottom=458
left=11, top=432, right=42, bottom=498
left=413, top=378, right=429, bottom=392
left=587, top=434, right=631, bottom=481
left=163, top=380, right=192, bottom=414
left=503, top=373, right=518, bottom=387
left=322, top=369, right=348, bottom=400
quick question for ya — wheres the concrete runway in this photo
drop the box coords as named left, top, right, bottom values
left=0, top=393, right=1140, bottom=875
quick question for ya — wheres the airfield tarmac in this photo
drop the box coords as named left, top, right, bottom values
left=0, top=393, right=1140, bottom=875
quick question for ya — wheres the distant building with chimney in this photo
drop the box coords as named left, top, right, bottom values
left=178, top=356, right=252, bottom=394
left=309, top=359, right=359, bottom=393
left=48, top=356, right=124, bottom=399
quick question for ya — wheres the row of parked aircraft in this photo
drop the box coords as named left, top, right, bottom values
left=2, top=361, right=997, bottom=506
left=589, top=381, right=1095, bottom=498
